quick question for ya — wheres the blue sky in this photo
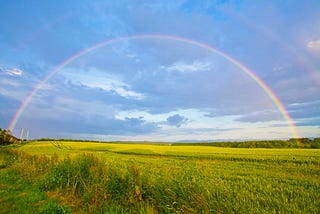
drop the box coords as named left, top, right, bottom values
left=1, top=0, right=319, bottom=141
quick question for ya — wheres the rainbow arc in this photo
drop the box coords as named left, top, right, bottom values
left=8, top=34, right=300, bottom=139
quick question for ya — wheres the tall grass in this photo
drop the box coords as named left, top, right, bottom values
left=1, top=142, right=319, bottom=213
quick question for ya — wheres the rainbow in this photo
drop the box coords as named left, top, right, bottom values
left=8, top=34, right=300, bottom=139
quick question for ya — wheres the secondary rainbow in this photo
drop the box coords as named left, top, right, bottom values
left=8, top=34, right=300, bottom=139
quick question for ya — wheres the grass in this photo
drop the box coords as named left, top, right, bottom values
left=0, top=141, right=319, bottom=213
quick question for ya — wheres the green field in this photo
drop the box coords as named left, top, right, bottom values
left=1, top=141, right=319, bottom=213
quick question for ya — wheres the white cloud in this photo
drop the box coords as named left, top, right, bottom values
left=62, top=67, right=145, bottom=100
left=307, top=39, right=320, bottom=49
left=113, top=86, right=144, bottom=100
left=0, top=66, right=23, bottom=76
left=307, top=39, right=320, bottom=54
left=7, top=68, right=23, bottom=76
left=161, top=60, right=212, bottom=73
left=272, top=65, right=287, bottom=73
left=82, top=79, right=144, bottom=100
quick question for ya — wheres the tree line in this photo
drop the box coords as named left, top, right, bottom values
left=172, top=138, right=320, bottom=148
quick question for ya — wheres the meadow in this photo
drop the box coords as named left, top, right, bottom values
left=0, top=141, right=319, bottom=213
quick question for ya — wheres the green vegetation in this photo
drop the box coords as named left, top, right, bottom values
left=0, top=128, right=19, bottom=145
left=1, top=141, right=319, bottom=213
left=173, top=138, right=320, bottom=148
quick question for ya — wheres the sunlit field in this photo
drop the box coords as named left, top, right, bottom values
left=1, top=141, right=319, bottom=213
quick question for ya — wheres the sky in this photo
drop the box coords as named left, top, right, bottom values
left=0, top=0, right=319, bottom=141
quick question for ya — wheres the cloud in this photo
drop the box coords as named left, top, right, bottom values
left=235, top=110, right=283, bottom=123
left=0, top=67, right=23, bottom=76
left=6, top=68, right=23, bottom=76
left=62, top=67, right=145, bottom=100
left=176, top=127, right=241, bottom=135
left=307, top=39, right=320, bottom=52
left=306, top=39, right=320, bottom=58
left=234, top=100, right=320, bottom=124
left=287, top=100, right=320, bottom=119
left=19, top=106, right=160, bottom=137
left=0, top=68, right=35, bottom=101
left=161, top=60, right=212, bottom=73
left=166, top=114, right=188, bottom=127
left=295, top=118, right=320, bottom=127
left=203, top=112, right=216, bottom=118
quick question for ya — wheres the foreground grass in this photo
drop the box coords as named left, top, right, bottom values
left=0, top=141, right=319, bottom=213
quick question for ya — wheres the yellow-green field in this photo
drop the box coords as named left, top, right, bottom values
left=18, top=140, right=320, bottom=161
left=1, top=141, right=320, bottom=213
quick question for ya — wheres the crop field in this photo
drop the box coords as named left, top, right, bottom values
left=1, top=141, right=319, bottom=213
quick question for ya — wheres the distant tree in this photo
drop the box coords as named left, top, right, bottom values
left=313, top=138, right=320, bottom=143
left=311, top=138, right=320, bottom=148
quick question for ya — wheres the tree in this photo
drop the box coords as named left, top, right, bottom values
left=0, top=128, right=18, bottom=145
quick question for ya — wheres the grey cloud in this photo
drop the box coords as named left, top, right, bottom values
left=204, top=112, right=216, bottom=118
left=294, top=118, right=320, bottom=127
left=180, top=127, right=241, bottom=134
left=18, top=111, right=159, bottom=138
left=167, top=114, right=188, bottom=127
left=235, top=110, right=283, bottom=123
left=287, top=101, right=320, bottom=120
